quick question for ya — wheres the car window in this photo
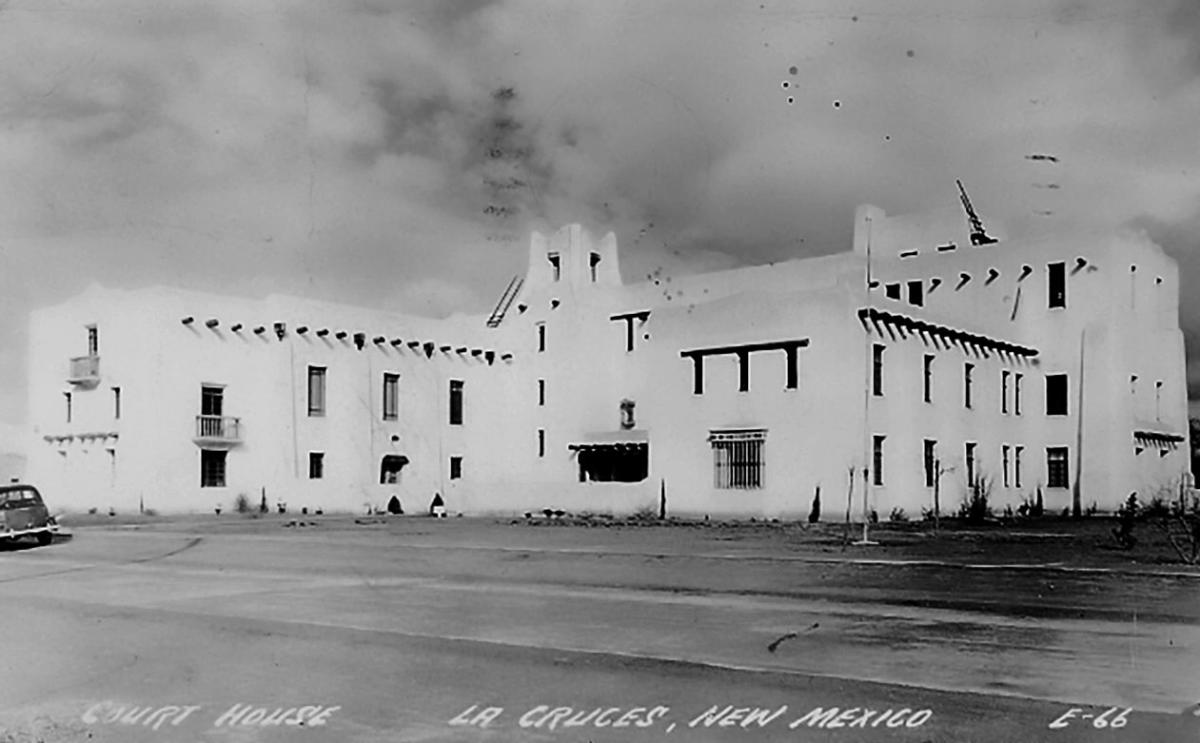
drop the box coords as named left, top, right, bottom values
left=0, top=488, right=43, bottom=509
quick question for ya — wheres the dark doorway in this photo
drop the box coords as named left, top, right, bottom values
left=386, top=496, right=403, bottom=515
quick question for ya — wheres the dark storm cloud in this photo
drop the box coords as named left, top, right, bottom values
left=0, top=0, right=1198, bottom=427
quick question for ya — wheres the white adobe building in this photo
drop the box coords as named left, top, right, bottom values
left=25, top=203, right=1190, bottom=518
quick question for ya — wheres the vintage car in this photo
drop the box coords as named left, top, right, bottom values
left=0, top=484, right=58, bottom=546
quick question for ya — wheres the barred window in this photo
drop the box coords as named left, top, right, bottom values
left=710, top=429, right=766, bottom=489
left=1047, top=447, right=1069, bottom=488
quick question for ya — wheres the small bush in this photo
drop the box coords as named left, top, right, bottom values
left=87, top=507, right=98, bottom=515
left=888, top=507, right=908, bottom=523
left=959, top=475, right=994, bottom=524
left=1143, top=496, right=1170, bottom=519
left=808, top=488, right=821, bottom=524
left=143, top=508, right=158, bottom=517
left=235, top=493, right=251, bottom=514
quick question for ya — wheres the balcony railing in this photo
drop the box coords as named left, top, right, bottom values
left=194, top=415, right=242, bottom=446
left=67, top=355, right=100, bottom=385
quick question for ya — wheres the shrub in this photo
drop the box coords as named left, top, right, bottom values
left=959, top=474, right=994, bottom=524
left=234, top=493, right=251, bottom=514
left=143, top=508, right=159, bottom=517
left=888, top=507, right=908, bottom=523
left=87, top=507, right=98, bottom=515
left=1111, top=493, right=1138, bottom=550
left=808, top=487, right=821, bottom=524
left=1143, top=496, right=1170, bottom=519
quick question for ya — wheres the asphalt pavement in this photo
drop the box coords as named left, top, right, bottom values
left=1, top=519, right=1197, bottom=742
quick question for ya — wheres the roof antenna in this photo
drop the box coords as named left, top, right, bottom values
left=956, top=179, right=998, bottom=246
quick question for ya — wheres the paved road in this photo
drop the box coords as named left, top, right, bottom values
left=1, top=521, right=1197, bottom=742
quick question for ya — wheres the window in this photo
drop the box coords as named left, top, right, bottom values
left=923, top=354, right=933, bottom=403
left=87, top=325, right=98, bottom=356
left=1047, top=447, right=1069, bottom=488
left=711, top=429, right=765, bottom=489
left=64, top=392, right=72, bottom=423
left=872, top=344, right=885, bottom=396
left=548, top=253, right=561, bottom=281
left=1015, top=446, right=1024, bottom=488
left=964, top=363, right=975, bottom=408
left=308, top=452, right=324, bottom=479
left=449, top=380, right=464, bottom=425
left=538, top=378, right=545, bottom=406
left=1155, top=380, right=1164, bottom=421
left=785, top=347, right=799, bottom=390
left=885, top=283, right=901, bottom=300
left=1130, top=374, right=1138, bottom=397
left=536, top=322, right=546, bottom=352
left=112, top=387, right=121, bottom=420
left=1046, top=373, right=1068, bottom=416
left=1002, top=445, right=1011, bottom=487
left=1001, top=370, right=1010, bottom=414
left=589, top=252, right=601, bottom=282
left=965, top=442, right=977, bottom=488
left=907, top=280, right=924, bottom=307
left=737, top=351, right=750, bottom=393
left=307, top=366, right=326, bottom=416
left=537, top=428, right=545, bottom=458
left=382, top=373, right=399, bottom=420
left=923, top=439, right=937, bottom=488
left=1048, top=261, right=1066, bottom=308
left=201, top=385, right=224, bottom=416
left=1014, top=372, right=1023, bottom=415
left=872, top=435, right=885, bottom=486
left=200, top=450, right=227, bottom=488
left=449, top=456, right=462, bottom=480
left=379, top=454, right=408, bottom=484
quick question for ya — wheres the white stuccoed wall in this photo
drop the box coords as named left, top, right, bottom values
left=25, top=208, right=1191, bottom=518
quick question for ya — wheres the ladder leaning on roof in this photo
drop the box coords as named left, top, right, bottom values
left=486, top=276, right=524, bottom=328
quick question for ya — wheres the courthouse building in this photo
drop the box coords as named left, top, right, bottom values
left=25, top=203, right=1190, bottom=518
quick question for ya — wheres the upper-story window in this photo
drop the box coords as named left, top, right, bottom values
left=872, top=344, right=885, bottom=396
left=590, top=252, right=601, bottom=282
left=382, top=373, right=399, bottom=421
left=548, top=253, right=561, bottom=282
left=201, top=385, right=224, bottom=416
left=1048, top=262, right=1066, bottom=309
left=1014, top=372, right=1024, bottom=415
left=1046, top=373, right=1068, bottom=416
left=923, top=354, right=933, bottom=403
left=536, top=322, right=546, bottom=353
left=307, top=366, right=326, bottom=417
left=449, top=380, right=464, bottom=425
left=87, top=325, right=98, bottom=356
left=884, top=283, right=901, bottom=300
left=964, top=362, right=975, bottom=408
left=1001, top=370, right=1010, bottom=414
left=907, top=280, right=924, bottom=307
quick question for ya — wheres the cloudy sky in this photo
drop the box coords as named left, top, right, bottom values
left=1, top=0, right=1198, bottom=430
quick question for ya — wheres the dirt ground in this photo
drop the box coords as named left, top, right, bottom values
left=55, top=509, right=1200, bottom=572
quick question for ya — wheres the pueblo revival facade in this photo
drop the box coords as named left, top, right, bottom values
left=25, top=203, right=1190, bottom=518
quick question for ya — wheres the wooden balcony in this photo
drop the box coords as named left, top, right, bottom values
left=193, top=415, right=242, bottom=447
left=67, top=355, right=100, bottom=386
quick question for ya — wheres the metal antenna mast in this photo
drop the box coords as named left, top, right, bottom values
left=956, top=179, right=998, bottom=246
